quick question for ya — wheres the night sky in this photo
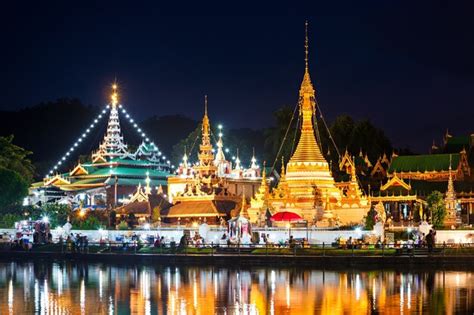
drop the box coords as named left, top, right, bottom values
left=1, top=2, right=474, bottom=152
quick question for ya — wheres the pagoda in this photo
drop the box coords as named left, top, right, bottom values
left=29, top=84, right=170, bottom=209
left=250, top=22, right=369, bottom=225
left=163, top=97, right=243, bottom=224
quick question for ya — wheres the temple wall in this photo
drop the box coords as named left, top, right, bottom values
left=1, top=227, right=369, bottom=245
left=4, top=227, right=473, bottom=245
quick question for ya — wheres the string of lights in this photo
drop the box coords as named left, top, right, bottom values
left=47, top=92, right=175, bottom=177
left=46, top=106, right=110, bottom=177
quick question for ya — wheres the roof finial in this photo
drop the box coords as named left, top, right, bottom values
left=111, top=80, right=119, bottom=107
left=204, top=94, right=208, bottom=116
left=305, top=20, right=309, bottom=73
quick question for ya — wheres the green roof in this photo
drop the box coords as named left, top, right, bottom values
left=377, top=179, right=474, bottom=197
left=89, top=166, right=169, bottom=178
left=106, top=158, right=161, bottom=166
left=70, top=177, right=106, bottom=185
left=389, top=153, right=460, bottom=173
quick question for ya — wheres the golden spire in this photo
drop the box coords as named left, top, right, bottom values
left=261, top=161, right=266, bottom=184
left=196, top=95, right=216, bottom=179
left=202, top=95, right=210, bottom=136
left=289, top=21, right=325, bottom=164
left=111, top=82, right=119, bottom=108
left=280, top=156, right=286, bottom=181
left=305, top=20, right=309, bottom=73
left=299, top=20, right=315, bottom=97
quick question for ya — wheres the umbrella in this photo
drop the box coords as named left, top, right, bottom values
left=270, top=211, right=302, bottom=222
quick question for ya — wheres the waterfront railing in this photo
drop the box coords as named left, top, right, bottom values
left=3, top=241, right=474, bottom=258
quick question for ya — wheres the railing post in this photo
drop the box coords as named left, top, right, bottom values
left=382, top=243, right=384, bottom=257
left=293, top=244, right=296, bottom=257
left=238, top=242, right=240, bottom=256
left=265, top=243, right=268, bottom=256
left=185, top=243, right=187, bottom=256
left=322, top=242, right=325, bottom=257
left=351, top=245, right=354, bottom=257
left=211, top=242, right=214, bottom=256
left=443, top=242, right=446, bottom=257
left=109, top=241, right=112, bottom=252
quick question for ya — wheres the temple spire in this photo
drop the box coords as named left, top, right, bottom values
left=305, top=20, right=309, bottom=73
left=183, top=146, right=188, bottom=169
left=289, top=21, right=324, bottom=164
left=92, top=83, right=128, bottom=160
left=195, top=95, right=216, bottom=180
left=111, top=81, right=119, bottom=108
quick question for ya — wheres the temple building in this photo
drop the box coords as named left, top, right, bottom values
left=372, top=137, right=474, bottom=227
left=247, top=23, right=369, bottom=226
left=162, top=96, right=261, bottom=225
left=29, top=85, right=170, bottom=209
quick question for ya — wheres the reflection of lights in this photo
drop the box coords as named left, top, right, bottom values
left=193, top=279, right=198, bottom=309
left=57, top=267, right=63, bottom=296
left=355, top=274, right=361, bottom=301
left=407, top=281, right=411, bottom=309
left=80, top=279, right=85, bottom=314
left=271, top=270, right=276, bottom=293
left=372, top=278, right=376, bottom=311
left=400, top=274, right=404, bottom=311
left=108, top=296, right=114, bottom=314
left=8, top=279, right=13, bottom=314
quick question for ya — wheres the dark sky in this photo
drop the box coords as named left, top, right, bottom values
left=1, top=2, right=474, bottom=152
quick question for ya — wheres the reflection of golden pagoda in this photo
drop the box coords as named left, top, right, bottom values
left=249, top=22, right=369, bottom=225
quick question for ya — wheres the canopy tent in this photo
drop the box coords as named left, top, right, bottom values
left=270, top=211, right=302, bottom=222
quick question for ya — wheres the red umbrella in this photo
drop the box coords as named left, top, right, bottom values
left=270, top=211, right=302, bottom=222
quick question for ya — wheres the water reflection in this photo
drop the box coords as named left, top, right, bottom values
left=0, top=261, right=473, bottom=314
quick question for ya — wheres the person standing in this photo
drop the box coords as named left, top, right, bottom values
left=425, top=230, right=434, bottom=254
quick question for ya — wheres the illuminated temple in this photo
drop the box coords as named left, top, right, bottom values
left=369, top=132, right=474, bottom=227
left=247, top=23, right=369, bottom=226
left=160, top=96, right=262, bottom=224
left=29, top=85, right=170, bottom=209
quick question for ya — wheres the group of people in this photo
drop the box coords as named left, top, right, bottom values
left=63, top=233, right=89, bottom=252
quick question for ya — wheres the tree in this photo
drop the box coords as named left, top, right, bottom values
left=42, top=204, right=71, bottom=227
left=171, top=124, right=202, bottom=166
left=364, top=206, right=377, bottom=230
left=0, top=135, right=34, bottom=182
left=0, top=166, right=28, bottom=211
left=427, top=191, right=446, bottom=228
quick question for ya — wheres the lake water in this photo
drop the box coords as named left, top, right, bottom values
left=0, top=260, right=473, bottom=314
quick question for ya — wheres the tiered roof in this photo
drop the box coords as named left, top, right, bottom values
left=389, top=153, right=460, bottom=173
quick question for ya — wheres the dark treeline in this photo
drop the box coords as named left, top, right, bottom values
left=0, top=99, right=404, bottom=180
